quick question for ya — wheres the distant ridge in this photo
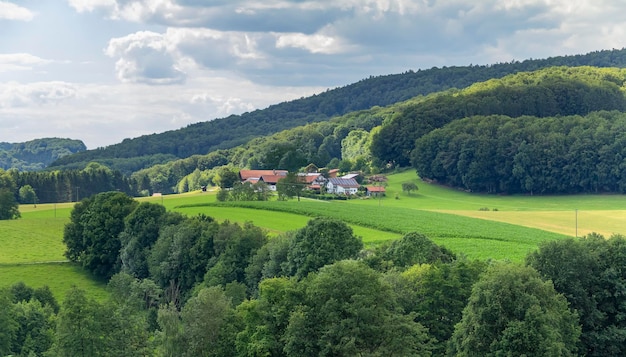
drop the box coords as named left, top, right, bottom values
left=0, top=138, right=86, bottom=171
left=48, top=48, right=626, bottom=174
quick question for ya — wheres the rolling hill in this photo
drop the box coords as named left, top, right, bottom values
left=46, top=48, right=626, bottom=174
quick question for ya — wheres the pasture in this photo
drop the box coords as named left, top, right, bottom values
left=3, top=169, right=626, bottom=300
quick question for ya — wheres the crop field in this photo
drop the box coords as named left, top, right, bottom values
left=4, top=169, right=626, bottom=299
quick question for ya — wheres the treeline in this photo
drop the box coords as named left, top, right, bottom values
left=371, top=66, right=626, bottom=166
left=47, top=48, right=626, bottom=174
left=4, top=191, right=626, bottom=355
left=9, top=163, right=135, bottom=204
left=413, top=111, right=626, bottom=194
left=0, top=138, right=85, bottom=171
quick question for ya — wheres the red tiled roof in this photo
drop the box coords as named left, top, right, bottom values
left=366, top=186, right=386, bottom=192
left=239, top=170, right=287, bottom=180
left=259, top=175, right=285, bottom=184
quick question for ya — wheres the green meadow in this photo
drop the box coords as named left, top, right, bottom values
left=3, top=169, right=626, bottom=299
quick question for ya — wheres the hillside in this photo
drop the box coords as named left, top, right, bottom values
left=371, top=66, right=626, bottom=166
left=130, top=66, right=626, bottom=196
left=47, top=48, right=626, bottom=174
left=0, top=138, right=86, bottom=171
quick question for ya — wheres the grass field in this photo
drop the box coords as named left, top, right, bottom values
left=4, top=168, right=626, bottom=300
left=0, top=203, right=108, bottom=301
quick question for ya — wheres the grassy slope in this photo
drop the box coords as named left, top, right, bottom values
left=0, top=203, right=108, bottom=302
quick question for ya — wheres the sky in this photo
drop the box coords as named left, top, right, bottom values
left=1, top=0, right=625, bottom=149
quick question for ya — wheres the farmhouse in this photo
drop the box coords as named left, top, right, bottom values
left=326, top=177, right=360, bottom=195
left=298, top=172, right=328, bottom=191
left=366, top=185, right=386, bottom=197
left=238, top=170, right=288, bottom=191
left=239, top=169, right=288, bottom=182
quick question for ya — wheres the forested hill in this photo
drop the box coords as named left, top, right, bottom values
left=0, top=138, right=86, bottom=171
left=127, top=65, right=626, bottom=197
left=370, top=66, right=626, bottom=166
left=48, top=48, right=626, bottom=174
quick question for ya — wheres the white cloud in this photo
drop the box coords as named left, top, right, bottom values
left=0, top=81, right=78, bottom=107
left=0, top=1, right=35, bottom=21
left=0, top=53, right=52, bottom=72
left=275, top=33, right=347, bottom=54
left=105, top=31, right=186, bottom=84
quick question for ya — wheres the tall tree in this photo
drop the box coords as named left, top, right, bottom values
left=181, top=287, right=238, bottom=357
left=449, top=263, right=580, bottom=356
left=527, top=234, right=626, bottom=356
left=286, top=217, right=363, bottom=279
left=63, top=191, right=138, bottom=279
left=0, top=169, right=20, bottom=220
left=18, top=184, right=37, bottom=207
left=53, top=287, right=102, bottom=357
left=275, top=172, right=303, bottom=201
left=0, top=289, right=17, bottom=356
left=283, top=260, right=433, bottom=356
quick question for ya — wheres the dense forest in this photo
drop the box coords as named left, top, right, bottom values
left=371, top=66, right=626, bottom=166
left=412, top=111, right=626, bottom=194
left=46, top=48, right=626, bottom=174
left=3, top=192, right=626, bottom=356
left=0, top=138, right=85, bottom=171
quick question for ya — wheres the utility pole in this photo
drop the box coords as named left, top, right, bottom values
left=75, top=186, right=80, bottom=202
left=575, top=209, right=578, bottom=238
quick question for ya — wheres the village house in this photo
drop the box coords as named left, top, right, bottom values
left=239, top=169, right=288, bottom=191
left=326, top=177, right=360, bottom=195
left=298, top=172, right=328, bottom=191
left=365, top=185, right=386, bottom=197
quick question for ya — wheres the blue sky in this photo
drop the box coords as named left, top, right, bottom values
left=1, top=0, right=625, bottom=148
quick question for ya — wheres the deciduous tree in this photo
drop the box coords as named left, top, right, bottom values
left=286, top=217, right=363, bottom=279
left=449, top=263, right=580, bottom=356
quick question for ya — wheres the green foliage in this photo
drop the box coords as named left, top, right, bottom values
left=215, top=167, right=239, bottom=189
left=203, top=221, right=268, bottom=289
left=286, top=217, right=363, bottom=278
left=148, top=215, right=218, bottom=299
left=374, top=66, right=626, bottom=166
left=401, top=181, right=418, bottom=195
left=0, top=169, right=20, bottom=220
left=180, top=286, right=238, bottom=357
left=119, top=202, right=181, bottom=279
left=283, top=260, right=433, bottom=356
left=389, top=259, right=487, bottom=355
left=413, top=111, right=626, bottom=194
left=0, top=137, right=86, bottom=171
left=0, top=289, right=17, bottom=356
left=13, top=165, right=135, bottom=204
left=245, top=232, right=293, bottom=296
left=369, top=232, right=455, bottom=271
left=63, top=192, right=138, bottom=279
left=527, top=234, right=626, bottom=356
left=18, top=185, right=37, bottom=206
left=276, top=172, right=303, bottom=201
left=449, top=263, right=580, bottom=356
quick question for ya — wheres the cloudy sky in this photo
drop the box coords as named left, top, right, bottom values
left=1, top=0, right=625, bottom=149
